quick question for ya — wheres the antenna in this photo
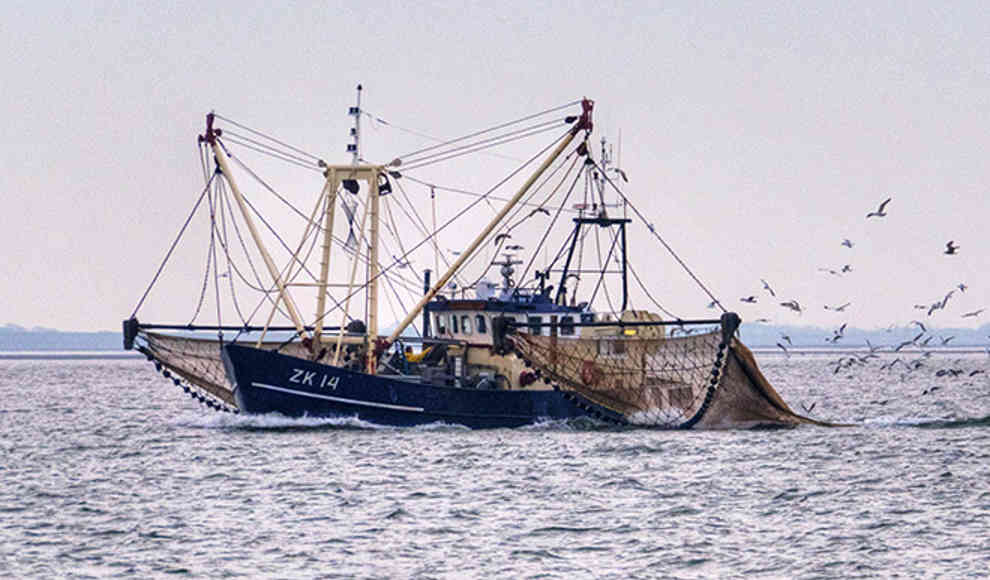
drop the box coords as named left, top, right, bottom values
left=347, top=84, right=363, bottom=164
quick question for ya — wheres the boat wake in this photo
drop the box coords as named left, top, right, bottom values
left=171, top=411, right=387, bottom=431
left=860, top=414, right=990, bottom=429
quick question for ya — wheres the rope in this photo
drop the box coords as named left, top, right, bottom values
left=130, top=172, right=217, bottom=318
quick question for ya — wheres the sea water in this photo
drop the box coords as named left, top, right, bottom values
left=1, top=352, right=987, bottom=578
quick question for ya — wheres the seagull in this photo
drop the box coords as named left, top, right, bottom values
left=753, top=318, right=771, bottom=323
left=493, top=233, right=511, bottom=245
left=958, top=283, right=968, bottom=292
left=817, top=267, right=840, bottom=276
left=761, top=279, right=776, bottom=297
left=841, top=238, right=854, bottom=248
left=866, top=197, right=891, bottom=218
left=940, top=336, right=955, bottom=345
left=945, top=240, right=959, bottom=255
left=911, top=320, right=926, bottom=332
left=800, top=402, right=817, bottom=414
left=781, top=334, right=792, bottom=346
left=962, top=309, right=985, bottom=318
left=527, top=207, right=551, bottom=218
left=740, top=296, right=758, bottom=303
left=841, top=264, right=853, bottom=273
left=392, top=255, right=411, bottom=269
left=505, top=244, right=524, bottom=251
left=779, top=300, right=802, bottom=314
left=706, top=300, right=719, bottom=309
left=825, top=302, right=852, bottom=312
left=776, top=342, right=790, bottom=356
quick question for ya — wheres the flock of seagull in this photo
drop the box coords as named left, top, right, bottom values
left=717, top=197, right=988, bottom=390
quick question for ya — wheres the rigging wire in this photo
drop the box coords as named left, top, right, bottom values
left=188, top=192, right=216, bottom=326
left=213, top=113, right=323, bottom=163
left=459, top=151, right=581, bottom=291
left=130, top=172, right=217, bottom=318
left=627, top=259, right=680, bottom=319
left=516, top=154, right=585, bottom=288
left=455, top=148, right=577, bottom=289
left=399, top=123, right=566, bottom=171
left=214, top=178, right=248, bottom=327
left=393, top=100, right=581, bottom=162
left=401, top=174, right=580, bottom=215
left=588, top=159, right=727, bottom=314
left=208, top=184, right=224, bottom=338
left=362, top=110, right=524, bottom=164
left=399, top=119, right=564, bottom=167
left=588, top=223, right=620, bottom=316
left=277, top=128, right=575, bottom=349
left=222, top=130, right=322, bottom=169
left=220, top=134, right=323, bottom=173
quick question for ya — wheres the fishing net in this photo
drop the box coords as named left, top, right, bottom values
left=508, top=326, right=818, bottom=429
left=137, top=331, right=310, bottom=410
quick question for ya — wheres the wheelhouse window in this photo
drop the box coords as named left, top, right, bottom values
left=527, top=316, right=543, bottom=336
left=461, top=315, right=473, bottom=335
left=560, top=316, right=575, bottom=336
left=435, top=314, right=447, bottom=335
left=452, top=314, right=459, bottom=334
left=475, top=314, right=487, bottom=334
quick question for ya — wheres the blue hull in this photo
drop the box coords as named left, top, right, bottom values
left=222, top=344, right=625, bottom=428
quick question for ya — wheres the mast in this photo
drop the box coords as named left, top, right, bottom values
left=348, top=84, right=362, bottom=164
left=385, top=99, right=595, bottom=345
left=199, top=114, right=310, bottom=339
left=366, top=173, right=380, bottom=373
left=313, top=170, right=339, bottom=345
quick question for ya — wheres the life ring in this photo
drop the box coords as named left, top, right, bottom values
left=581, top=360, right=599, bottom=386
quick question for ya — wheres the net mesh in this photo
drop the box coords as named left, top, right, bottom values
left=139, top=331, right=310, bottom=409
left=509, top=329, right=818, bottom=428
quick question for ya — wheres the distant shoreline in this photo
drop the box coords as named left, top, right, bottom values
left=0, top=351, right=141, bottom=360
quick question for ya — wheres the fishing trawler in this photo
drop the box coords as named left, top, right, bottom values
left=124, top=89, right=818, bottom=429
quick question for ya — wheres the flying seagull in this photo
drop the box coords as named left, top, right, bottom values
left=945, top=240, right=959, bottom=255
left=493, top=233, right=511, bottom=245
left=761, top=279, right=776, bottom=297
left=841, top=238, right=854, bottom=248
left=866, top=197, right=891, bottom=218
left=528, top=207, right=551, bottom=218
left=958, top=283, right=968, bottom=292
left=779, top=300, right=802, bottom=314
left=776, top=342, right=790, bottom=357
left=824, top=302, right=852, bottom=312
left=962, top=309, right=985, bottom=318
left=841, top=264, right=853, bottom=273
left=740, top=296, right=758, bottom=303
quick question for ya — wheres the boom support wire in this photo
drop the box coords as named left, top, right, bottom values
left=589, top=159, right=727, bottom=314
left=130, top=172, right=217, bottom=319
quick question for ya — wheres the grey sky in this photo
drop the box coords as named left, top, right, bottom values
left=3, top=1, right=988, bottom=331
